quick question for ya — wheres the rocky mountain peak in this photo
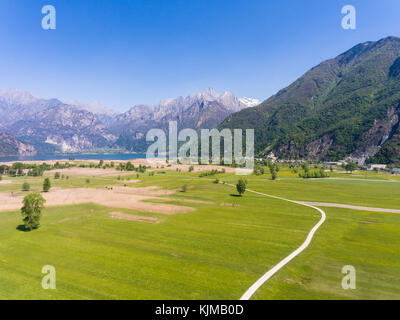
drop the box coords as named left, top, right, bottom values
left=0, top=88, right=39, bottom=105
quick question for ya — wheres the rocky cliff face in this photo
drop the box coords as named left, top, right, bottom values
left=6, top=105, right=117, bottom=153
left=0, top=89, right=118, bottom=153
left=0, top=130, right=37, bottom=157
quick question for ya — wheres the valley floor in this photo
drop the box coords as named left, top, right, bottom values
left=0, top=164, right=399, bottom=299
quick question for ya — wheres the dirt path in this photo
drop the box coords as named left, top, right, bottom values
left=213, top=181, right=326, bottom=300
left=298, top=202, right=400, bottom=214
left=317, top=177, right=400, bottom=183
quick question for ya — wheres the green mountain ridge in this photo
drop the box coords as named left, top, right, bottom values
left=219, top=36, right=400, bottom=165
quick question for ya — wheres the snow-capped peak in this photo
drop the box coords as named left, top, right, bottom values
left=68, top=100, right=119, bottom=116
left=239, top=97, right=261, bottom=107
left=0, top=88, right=39, bottom=105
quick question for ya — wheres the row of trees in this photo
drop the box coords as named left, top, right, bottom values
left=0, top=162, right=71, bottom=177
left=199, top=169, right=225, bottom=177
left=116, top=162, right=147, bottom=173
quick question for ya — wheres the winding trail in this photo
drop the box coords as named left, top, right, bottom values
left=222, top=183, right=326, bottom=300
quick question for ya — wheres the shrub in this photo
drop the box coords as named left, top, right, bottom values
left=43, top=178, right=51, bottom=192
left=22, top=182, right=30, bottom=192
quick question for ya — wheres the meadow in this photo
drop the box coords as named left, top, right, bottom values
left=0, top=164, right=399, bottom=299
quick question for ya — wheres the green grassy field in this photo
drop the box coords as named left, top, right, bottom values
left=0, top=167, right=399, bottom=299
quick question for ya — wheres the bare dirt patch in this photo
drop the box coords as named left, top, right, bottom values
left=112, top=186, right=177, bottom=196
left=0, top=187, right=194, bottom=215
left=45, top=168, right=132, bottom=177
left=109, top=212, right=159, bottom=223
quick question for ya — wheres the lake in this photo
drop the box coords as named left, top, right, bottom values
left=0, top=153, right=147, bottom=162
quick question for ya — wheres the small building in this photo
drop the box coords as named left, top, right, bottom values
left=322, top=162, right=342, bottom=166
left=392, top=168, right=400, bottom=174
left=367, top=164, right=387, bottom=171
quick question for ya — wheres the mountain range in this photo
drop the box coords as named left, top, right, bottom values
left=0, top=88, right=260, bottom=155
left=220, top=36, right=400, bottom=165
left=1, top=36, right=400, bottom=165
left=110, top=88, right=260, bottom=152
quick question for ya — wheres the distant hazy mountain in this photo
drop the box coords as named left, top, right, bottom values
left=0, top=130, right=36, bottom=157
left=0, top=89, right=117, bottom=153
left=5, top=105, right=117, bottom=153
left=0, top=87, right=258, bottom=155
left=67, top=100, right=119, bottom=125
left=220, top=36, right=400, bottom=165
left=0, top=89, right=64, bottom=125
left=111, top=88, right=258, bottom=152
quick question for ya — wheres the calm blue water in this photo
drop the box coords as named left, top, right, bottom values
left=0, top=153, right=147, bottom=162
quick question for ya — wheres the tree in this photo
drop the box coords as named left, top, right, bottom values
left=236, top=178, right=247, bottom=196
left=21, top=193, right=46, bottom=231
left=271, top=169, right=278, bottom=180
left=22, top=182, right=30, bottom=192
left=43, top=178, right=51, bottom=192
left=54, top=172, right=60, bottom=179
left=345, top=162, right=358, bottom=173
left=182, top=184, right=188, bottom=192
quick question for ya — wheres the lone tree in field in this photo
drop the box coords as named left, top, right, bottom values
left=43, top=178, right=51, bottom=192
left=236, top=178, right=247, bottom=196
left=21, top=193, right=46, bottom=231
left=22, top=182, right=30, bottom=192
left=345, top=162, right=358, bottom=173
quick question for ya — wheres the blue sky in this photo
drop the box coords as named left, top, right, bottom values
left=0, top=0, right=399, bottom=111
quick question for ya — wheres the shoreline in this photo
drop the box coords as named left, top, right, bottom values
left=0, top=153, right=147, bottom=164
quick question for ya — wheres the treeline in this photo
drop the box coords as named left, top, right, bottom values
left=0, top=159, right=151, bottom=177
left=199, top=169, right=225, bottom=177
left=77, top=160, right=117, bottom=169
left=116, top=162, right=147, bottom=173
left=0, top=162, right=72, bottom=177
left=299, top=169, right=329, bottom=179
